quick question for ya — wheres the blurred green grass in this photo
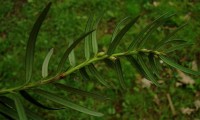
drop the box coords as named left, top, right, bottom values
left=1, top=0, right=200, bottom=119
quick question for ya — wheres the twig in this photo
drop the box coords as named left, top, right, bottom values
left=166, top=93, right=176, bottom=116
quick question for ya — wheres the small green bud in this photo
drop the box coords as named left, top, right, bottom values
left=96, top=52, right=105, bottom=57
left=109, top=56, right=117, bottom=61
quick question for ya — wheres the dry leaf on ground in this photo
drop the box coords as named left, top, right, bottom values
left=141, top=78, right=152, bottom=88
left=181, top=107, right=195, bottom=115
left=177, top=70, right=195, bottom=85
left=194, top=100, right=200, bottom=110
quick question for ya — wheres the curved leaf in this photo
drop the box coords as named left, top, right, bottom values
left=57, top=30, right=95, bottom=73
left=92, top=15, right=103, bottom=54
left=165, top=43, right=192, bottom=53
left=0, top=103, right=18, bottom=120
left=42, top=48, right=54, bottom=78
left=156, top=39, right=187, bottom=50
left=85, top=14, right=94, bottom=60
left=128, top=13, right=174, bottom=50
left=126, top=55, right=146, bottom=76
left=12, top=93, right=28, bottom=120
left=114, top=59, right=126, bottom=90
left=19, top=90, right=64, bottom=110
left=0, top=96, right=43, bottom=120
left=79, top=67, right=90, bottom=81
left=148, top=54, right=161, bottom=79
left=25, top=2, right=51, bottom=83
left=54, top=83, right=110, bottom=100
left=160, top=55, right=200, bottom=75
left=0, top=111, right=15, bottom=120
left=68, top=41, right=76, bottom=67
left=88, top=64, right=110, bottom=88
left=36, top=89, right=104, bottom=117
left=111, top=16, right=131, bottom=42
left=154, top=23, right=187, bottom=49
left=137, top=54, right=161, bottom=86
left=107, top=15, right=140, bottom=55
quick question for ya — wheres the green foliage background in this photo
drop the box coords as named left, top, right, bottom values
left=0, top=0, right=200, bottom=119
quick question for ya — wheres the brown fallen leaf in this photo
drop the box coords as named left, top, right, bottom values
left=192, top=60, right=198, bottom=71
left=177, top=70, right=195, bottom=85
left=153, top=94, right=160, bottom=106
left=175, top=82, right=183, bottom=87
left=141, top=78, right=152, bottom=88
left=181, top=107, right=195, bottom=115
left=194, top=100, right=200, bottom=110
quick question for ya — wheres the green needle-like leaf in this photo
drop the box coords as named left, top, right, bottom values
left=137, top=54, right=160, bottom=86
left=36, top=89, right=104, bottom=117
left=156, top=39, right=187, bottom=50
left=20, top=90, right=64, bottom=110
left=25, top=2, right=51, bottom=83
left=126, top=55, right=146, bottom=77
left=12, top=93, right=28, bottom=120
left=68, top=41, right=76, bottom=67
left=107, top=15, right=140, bottom=55
left=154, top=23, right=187, bottom=49
left=111, top=16, right=131, bottom=42
left=42, top=48, right=54, bottom=78
left=79, top=67, right=90, bottom=81
left=57, top=30, right=95, bottom=73
left=128, top=13, right=174, bottom=50
left=0, top=111, right=15, bottom=120
left=85, top=14, right=94, bottom=60
left=54, top=83, right=110, bottom=100
left=0, top=96, right=43, bottom=120
left=0, top=103, right=18, bottom=120
left=165, top=43, right=192, bottom=53
left=114, top=59, right=126, bottom=90
left=92, top=15, right=103, bottom=54
left=88, top=64, right=110, bottom=88
left=148, top=54, right=161, bottom=79
left=160, top=55, right=200, bottom=75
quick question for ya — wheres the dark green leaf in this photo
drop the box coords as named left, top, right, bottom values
left=42, top=48, right=54, bottom=78
left=0, top=111, right=15, bottom=120
left=154, top=23, right=187, bottom=49
left=160, top=55, right=200, bottom=75
left=165, top=43, right=192, bottom=53
left=104, top=58, right=115, bottom=69
left=12, top=93, right=28, bottom=120
left=111, top=16, right=131, bottom=42
left=57, top=30, right=95, bottom=73
left=126, top=55, right=146, bottom=76
left=136, top=14, right=175, bottom=49
left=156, top=39, right=187, bottom=50
left=36, top=89, right=104, bottom=117
left=25, top=2, right=51, bottom=83
left=128, top=13, right=174, bottom=50
left=92, top=15, right=103, bottom=54
left=107, top=15, right=140, bottom=55
left=88, top=64, right=110, bottom=88
left=0, top=96, right=43, bottom=120
left=137, top=54, right=161, bottom=86
left=79, top=67, right=90, bottom=81
left=85, top=14, right=94, bottom=60
left=68, top=41, right=76, bottom=67
left=0, top=103, right=18, bottom=120
left=114, top=59, right=126, bottom=90
left=19, top=90, right=64, bottom=110
left=54, top=83, right=110, bottom=100
left=148, top=54, right=161, bottom=79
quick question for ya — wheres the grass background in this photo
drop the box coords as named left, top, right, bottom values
left=0, top=0, right=200, bottom=119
